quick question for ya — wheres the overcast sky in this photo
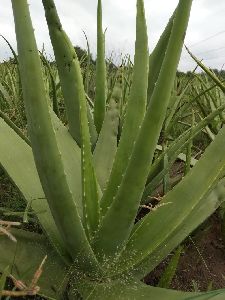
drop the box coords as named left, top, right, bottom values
left=1, top=0, right=225, bottom=71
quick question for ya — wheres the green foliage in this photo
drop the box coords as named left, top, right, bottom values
left=158, top=246, right=183, bottom=288
left=94, top=0, right=107, bottom=133
left=1, top=0, right=225, bottom=299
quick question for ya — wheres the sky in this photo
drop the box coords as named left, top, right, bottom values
left=1, top=0, right=225, bottom=71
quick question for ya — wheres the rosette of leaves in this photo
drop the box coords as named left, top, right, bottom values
left=1, top=0, right=225, bottom=299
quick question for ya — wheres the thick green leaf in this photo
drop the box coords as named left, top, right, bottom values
left=80, top=70, right=100, bottom=239
left=147, top=11, right=174, bottom=103
left=42, top=0, right=97, bottom=146
left=0, top=110, right=88, bottom=262
left=116, top=124, right=225, bottom=275
left=83, top=31, right=91, bottom=94
left=12, top=0, right=100, bottom=274
left=94, top=99, right=119, bottom=191
left=94, top=0, right=107, bottom=133
left=51, top=113, right=83, bottom=220
left=0, top=117, right=69, bottom=263
left=131, top=178, right=225, bottom=279
left=76, top=278, right=225, bottom=300
left=144, top=103, right=225, bottom=198
left=42, top=0, right=100, bottom=240
left=158, top=246, right=182, bottom=288
left=94, top=0, right=192, bottom=261
left=99, top=0, right=149, bottom=216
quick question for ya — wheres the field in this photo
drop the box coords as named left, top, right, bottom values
left=1, top=0, right=225, bottom=299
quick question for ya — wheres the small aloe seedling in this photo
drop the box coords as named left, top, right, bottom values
left=1, top=0, right=225, bottom=299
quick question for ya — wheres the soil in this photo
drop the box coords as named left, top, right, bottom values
left=144, top=212, right=225, bottom=292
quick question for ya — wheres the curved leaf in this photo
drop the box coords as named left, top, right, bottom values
left=99, top=0, right=149, bottom=217
left=76, top=278, right=225, bottom=300
left=42, top=0, right=97, bottom=146
left=94, top=99, right=119, bottom=191
left=116, top=124, right=225, bottom=274
left=0, top=117, right=70, bottom=263
left=12, top=0, right=101, bottom=274
left=94, top=0, right=192, bottom=261
left=94, top=0, right=107, bottom=133
left=147, top=11, right=174, bottom=103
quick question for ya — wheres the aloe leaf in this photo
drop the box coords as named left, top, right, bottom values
left=43, top=0, right=99, bottom=237
left=42, top=2, right=101, bottom=239
left=51, top=114, right=83, bottom=219
left=83, top=31, right=91, bottom=95
left=116, top=125, right=225, bottom=275
left=164, top=81, right=191, bottom=133
left=0, top=110, right=100, bottom=269
left=40, top=53, right=59, bottom=117
left=42, top=0, right=97, bottom=146
left=0, top=117, right=70, bottom=263
left=94, top=99, right=119, bottom=191
left=94, top=0, right=107, bottom=133
left=144, top=103, right=225, bottom=198
left=76, top=277, right=225, bottom=300
left=158, top=246, right=182, bottom=288
left=100, top=0, right=149, bottom=216
left=0, top=229, right=67, bottom=299
left=0, top=112, right=86, bottom=262
left=11, top=0, right=100, bottom=274
left=186, top=47, right=225, bottom=93
left=147, top=11, right=175, bottom=103
left=80, top=74, right=100, bottom=240
left=94, top=0, right=192, bottom=260
left=123, top=177, right=225, bottom=279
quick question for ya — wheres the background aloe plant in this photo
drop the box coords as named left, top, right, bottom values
left=1, top=0, right=225, bottom=299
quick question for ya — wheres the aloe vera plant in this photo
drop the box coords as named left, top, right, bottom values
left=1, top=0, right=225, bottom=299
